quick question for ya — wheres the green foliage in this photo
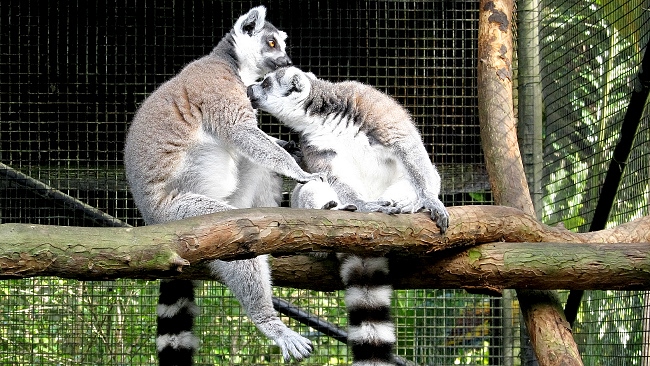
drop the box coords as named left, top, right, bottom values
left=573, top=291, right=649, bottom=365
left=468, top=191, right=491, bottom=204
left=539, top=1, right=649, bottom=365
left=596, top=0, right=647, bottom=50
left=393, top=290, right=501, bottom=365
left=0, top=278, right=158, bottom=365
left=0, top=278, right=510, bottom=365
left=540, top=0, right=650, bottom=232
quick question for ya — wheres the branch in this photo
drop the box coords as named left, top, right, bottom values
left=271, top=241, right=650, bottom=292
left=477, top=0, right=584, bottom=364
left=1, top=205, right=649, bottom=290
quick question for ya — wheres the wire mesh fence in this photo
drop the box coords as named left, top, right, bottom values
left=0, top=0, right=502, bottom=365
left=1, top=0, right=649, bottom=365
left=538, top=0, right=650, bottom=365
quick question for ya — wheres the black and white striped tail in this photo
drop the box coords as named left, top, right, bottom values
left=157, top=279, right=201, bottom=366
left=339, top=255, right=396, bottom=366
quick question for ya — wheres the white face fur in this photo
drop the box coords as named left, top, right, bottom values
left=247, top=66, right=313, bottom=123
left=231, top=6, right=291, bottom=86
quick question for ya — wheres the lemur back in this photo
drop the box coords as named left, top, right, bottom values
left=248, top=66, right=449, bottom=366
left=124, top=9, right=320, bottom=366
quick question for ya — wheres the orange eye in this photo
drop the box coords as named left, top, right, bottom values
left=268, top=39, right=276, bottom=48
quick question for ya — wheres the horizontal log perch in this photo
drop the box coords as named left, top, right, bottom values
left=270, top=242, right=650, bottom=292
left=0, top=205, right=648, bottom=291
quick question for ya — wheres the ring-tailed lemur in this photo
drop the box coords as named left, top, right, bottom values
left=124, top=8, right=320, bottom=366
left=247, top=66, right=449, bottom=366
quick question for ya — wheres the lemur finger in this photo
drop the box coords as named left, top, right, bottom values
left=398, top=204, right=419, bottom=213
left=287, top=338, right=312, bottom=362
left=321, top=200, right=338, bottom=210
left=370, top=200, right=395, bottom=207
left=295, top=339, right=313, bottom=359
left=297, top=172, right=327, bottom=184
left=380, top=206, right=402, bottom=215
left=371, top=204, right=401, bottom=215
left=356, top=201, right=394, bottom=213
left=431, top=209, right=449, bottom=234
left=277, top=340, right=298, bottom=362
left=335, top=204, right=358, bottom=211
left=390, top=198, right=424, bottom=213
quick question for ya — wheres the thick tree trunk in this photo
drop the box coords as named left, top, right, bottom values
left=477, top=0, right=584, bottom=365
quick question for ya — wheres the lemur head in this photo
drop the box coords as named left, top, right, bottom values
left=247, top=66, right=314, bottom=124
left=231, top=6, right=292, bottom=85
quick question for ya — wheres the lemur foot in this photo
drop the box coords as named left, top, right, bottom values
left=321, top=201, right=356, bottom=211
left=321, top=200, right=338, bottom=210
left=388, top=197, right=425, bottom=214
left=336, top=204, right=357, bottom=211
left=357, top=200, right=401, bottom=215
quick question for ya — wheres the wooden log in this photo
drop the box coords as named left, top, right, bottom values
left=271, top=242, right=650, bottom=291
left=1, top=205, right=649, bottom=289
left=477, top=0, right=583, bottom=364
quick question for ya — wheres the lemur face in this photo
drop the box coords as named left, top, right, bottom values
left=232, top=6, right=292, bottom=84
left=247, top=66, right=312, bottom=115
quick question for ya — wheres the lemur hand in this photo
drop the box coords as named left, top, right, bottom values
left=296, top=171, right=328, bottom=184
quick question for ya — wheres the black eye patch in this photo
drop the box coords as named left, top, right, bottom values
left=261, top=77, right=272, bottom=89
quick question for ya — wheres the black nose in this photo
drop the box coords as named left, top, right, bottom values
left=275, top=56, right=292, bottom=68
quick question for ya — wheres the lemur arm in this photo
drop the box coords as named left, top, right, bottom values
left=392, top=136, right=449, bottom=232
left=223, top=123, right=323, bottom=184
left=328, top=176, right=400, bottom=214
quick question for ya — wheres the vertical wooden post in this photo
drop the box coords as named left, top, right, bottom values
left=477, top=1, right=584, bottom=365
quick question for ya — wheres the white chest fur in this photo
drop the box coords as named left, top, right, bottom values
left=304, top=125, right=405, bottom=200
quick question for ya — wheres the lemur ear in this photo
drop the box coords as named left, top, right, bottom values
left=236, top=6, right=267, bottom=36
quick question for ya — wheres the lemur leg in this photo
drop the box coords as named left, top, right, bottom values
left=207, top=257, right=313, bottom=361
left=156, top=192, right=312, bottom=363
left=154, top=193, right=234, bottom=366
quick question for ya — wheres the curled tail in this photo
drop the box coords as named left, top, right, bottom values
left=339, top=255, right=396, bottom=366
left=157, top=279, right=201, bottom=366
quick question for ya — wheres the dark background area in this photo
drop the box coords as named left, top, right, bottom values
left=0, top=0, right=486, bottom=227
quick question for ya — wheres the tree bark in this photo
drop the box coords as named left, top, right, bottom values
left=1, top=205, right=649, bottom=288
left=477, top=0, right=584, bottom=365
left=269, top=242, right=650, bottom=292
left=478, top=0, right=533, bottom=215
